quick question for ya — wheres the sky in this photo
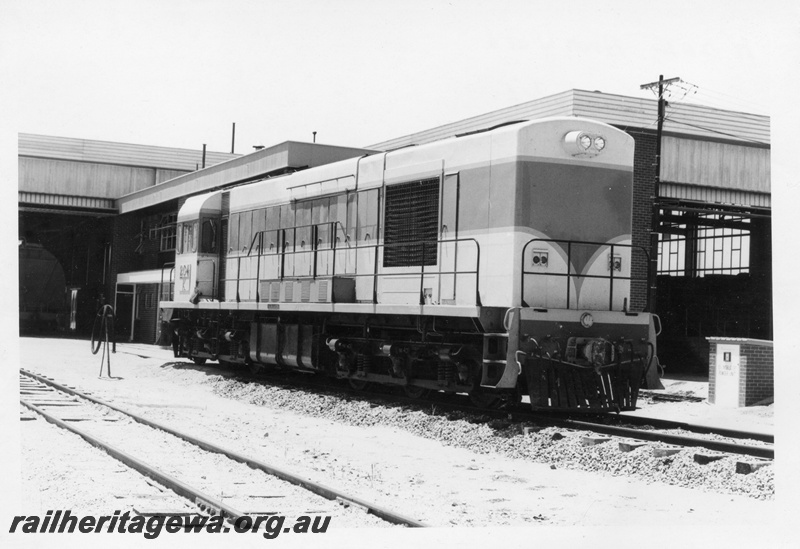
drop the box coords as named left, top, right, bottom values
left=2, top=0, right=795, bottom=153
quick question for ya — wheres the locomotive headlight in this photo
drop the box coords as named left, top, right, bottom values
left=564, top=131, right=603, bottom=157
left=580, top=312, right=594, bottom=328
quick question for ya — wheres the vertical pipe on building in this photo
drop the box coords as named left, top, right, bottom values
left=231, top=123, right=236, bottom=154
left=202, top=144, right=207, bottom=169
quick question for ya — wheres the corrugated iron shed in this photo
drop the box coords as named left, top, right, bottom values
left=366, top=89, right=770, bottom=149
left=19, top=134, right=239, bottom=214
left=19, top=133, right=236, bottom=170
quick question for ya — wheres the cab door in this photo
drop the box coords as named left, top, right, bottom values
left=196, top=216, right=220, bottom=298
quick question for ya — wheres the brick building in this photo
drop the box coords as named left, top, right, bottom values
left=18, top=90, right=771, bottom=373
left=708, top=338, right=774, bottom=406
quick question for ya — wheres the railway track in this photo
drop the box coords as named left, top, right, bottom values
left=212, top=365, right=774, bottom=461
left=19, top=369, right=426, bottom=529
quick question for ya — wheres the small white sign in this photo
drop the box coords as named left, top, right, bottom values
left=715, top=344, right=740, bottom=407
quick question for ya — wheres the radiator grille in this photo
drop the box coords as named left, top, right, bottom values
left=383, top=178, right=439, bottom=267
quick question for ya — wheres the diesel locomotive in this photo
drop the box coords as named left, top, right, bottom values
left=161, top=117, right=661, bottom=411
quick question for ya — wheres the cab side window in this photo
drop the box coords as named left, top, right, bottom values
left=176, top=223, right=184, bottom=254
left=200, top=219, right=217, bottom=254
left=183, top=221, right=197, bottom=253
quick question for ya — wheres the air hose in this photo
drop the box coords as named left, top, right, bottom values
left=90, top=304, right=115, bottom=377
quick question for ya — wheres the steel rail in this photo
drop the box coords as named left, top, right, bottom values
left=436, top=399, right=775, bottom=460
left=20, top=369, right=427, bottom=528
left=20, top=398, right=246, bottom=520
left=416, top=396, right=775, bottom=459
left=206, top=364, right=775, bottom=459
left=601, top=413, right=774, bottom=444
left=543, top=416, right=774, bottom=459
left=241, top=369, right=774, bottom=460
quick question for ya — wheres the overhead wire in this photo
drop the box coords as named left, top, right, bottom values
left=668, top=80, right=769, bottom=115
left=662, top=115, right=769, bottom=146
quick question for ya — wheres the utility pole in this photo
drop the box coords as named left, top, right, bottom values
left=639, top=75, right=679, bottom=312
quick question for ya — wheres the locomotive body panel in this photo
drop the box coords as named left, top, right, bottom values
left=163, top=117, right=660, bottom=410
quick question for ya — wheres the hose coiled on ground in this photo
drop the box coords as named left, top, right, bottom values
left=91, top=304, right=115, bottom=377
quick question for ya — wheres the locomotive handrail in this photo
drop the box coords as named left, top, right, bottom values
left=240, top=221, right=352, bottom=260
left=159, top=262, right=175, bottom=302
left=520, top=238, right=650, bottom=311
left=224, top=231, right=482, bottom=306
left=238, top=221, right=349, bottom=302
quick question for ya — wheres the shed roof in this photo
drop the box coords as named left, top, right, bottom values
left=19, top=133, right=238, bottom=171
left=366, top=89, right=770, bottom=150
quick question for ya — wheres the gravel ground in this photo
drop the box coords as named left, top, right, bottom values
left=18, top=410, right=192, bottom=514
left=7, top=336, right=789, bottom=544
left=204, top=375, right=774, bottom=500
left=24, top=386, right=395, bottom=528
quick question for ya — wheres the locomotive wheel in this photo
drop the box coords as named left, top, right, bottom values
left=192, top=357, right=207, bottom=365
left=404, top=384, right=430, bottom=399
left=469, top=389, right=500, bottom=409
left=348, top=378, right=369, bottom=391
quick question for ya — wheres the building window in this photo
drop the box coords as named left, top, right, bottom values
left=657, top=213, right=750, bottom=277
left=160, top=214, right=178, bottom=252
left=383, top=178, right=439, bottom=267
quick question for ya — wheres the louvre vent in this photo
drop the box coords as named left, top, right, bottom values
left=285, top=283, right=293, bottom=302
left=383, top=177, right=439, bottom=267
left=318, top=280, right=328, bottom=301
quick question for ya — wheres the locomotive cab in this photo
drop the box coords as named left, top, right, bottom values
left=175, top=192, right=222, bottom=303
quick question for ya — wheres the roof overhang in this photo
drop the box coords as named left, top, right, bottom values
left=116, top=141, right=377, bottom=214
left=117, top=269, right=173, bottom=285
left=19, top=191, right=117, bottom=216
